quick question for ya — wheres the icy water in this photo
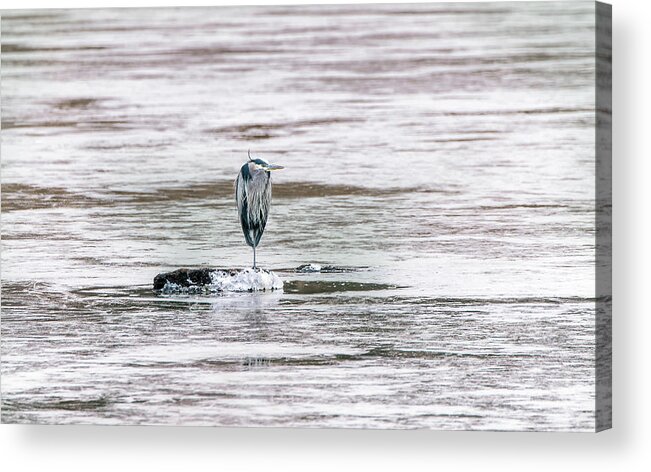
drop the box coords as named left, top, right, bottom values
left=1, top=2, right=599, bottom=430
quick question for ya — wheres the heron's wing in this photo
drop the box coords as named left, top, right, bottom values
left=254, top=176, right=272, bottom=245
left=235, top=171, right=254, bottom=247
left=245, top=173, right=271, bottom=247
left=235, top=171, right=246, bottom=215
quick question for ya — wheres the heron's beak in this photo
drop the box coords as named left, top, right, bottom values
left=264, top=163, right=285, bottom=171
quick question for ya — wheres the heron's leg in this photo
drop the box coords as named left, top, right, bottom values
left=253, top=246, right=256, bottom=270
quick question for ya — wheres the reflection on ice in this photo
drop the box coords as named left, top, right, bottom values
left=209, top=290, right=283, bottom=314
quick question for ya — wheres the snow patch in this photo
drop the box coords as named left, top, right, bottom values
left=210, top=268, right=283, bottom=292
left=159, top=268, right=283, bottom=293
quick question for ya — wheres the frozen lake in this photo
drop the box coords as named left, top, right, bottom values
left=1, top=2, right=599, bottom=430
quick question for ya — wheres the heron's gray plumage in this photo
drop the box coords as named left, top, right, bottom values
left=236, top=162, right=271, bottom=248
left=235, top=154, right=282, bottom=269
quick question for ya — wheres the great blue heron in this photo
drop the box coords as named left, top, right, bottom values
left=235, top=151, right=284, bottom=269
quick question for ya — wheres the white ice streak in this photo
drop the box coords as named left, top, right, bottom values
left=296, top=263, right=322, bottom=272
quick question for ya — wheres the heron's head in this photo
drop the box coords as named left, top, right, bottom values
left=247, top=151, right=284, bottom=173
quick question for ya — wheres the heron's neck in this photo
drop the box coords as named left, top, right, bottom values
left=249, top=166, right=269, bottom=180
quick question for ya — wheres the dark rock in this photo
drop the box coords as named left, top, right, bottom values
left=153, top=267, right=274, bottom=291
left=154, top=268, right=231, bottom=290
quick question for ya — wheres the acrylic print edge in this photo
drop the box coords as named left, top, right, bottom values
left=595, top=0, right=612, bottom=432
